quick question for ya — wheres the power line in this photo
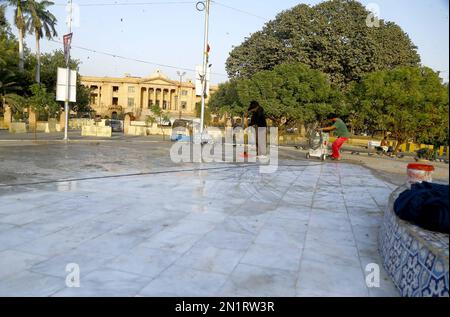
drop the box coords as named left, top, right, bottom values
left=211, top=0, right=267, bottom=21
left=52, top=0, right=268, bottom=21
left=54, top=1, right=197, bottom=7
left=49, top=39, right=229, bottom=78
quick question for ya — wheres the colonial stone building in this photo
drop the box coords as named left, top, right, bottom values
left=80, top=70, right=217, bottom=120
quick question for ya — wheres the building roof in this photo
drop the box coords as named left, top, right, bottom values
left=80, top=69, right=194, bottom=88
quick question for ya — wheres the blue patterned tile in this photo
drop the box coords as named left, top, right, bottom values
left=379, top=186, right=449, bottom=298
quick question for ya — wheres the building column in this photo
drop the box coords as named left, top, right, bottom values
left=97, top=85, right=101, bottom=107
left=153, top=88, right=157, bottom=107
left=143, top=88, right=148, bottom=109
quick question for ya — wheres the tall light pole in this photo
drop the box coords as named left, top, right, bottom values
left=197, top=0, right=211, bottom=135
left=64, top=0, right=73, bottom=141
left=177, top=71, right=186, bottom=119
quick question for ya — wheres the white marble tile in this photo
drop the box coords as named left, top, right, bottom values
left=302, top=239, right=361, bottom=268
left=106, top=245, right=181, bottom=278
left=196, top=228, right=255, bottom=251
left=139, top=230, right=204, bottom=254
left=169, top=219, right=216, bottom=235
left=255, top=225, right=306, bottom=248
left=297, top=259, right=369, bottom=297
left=176, top=245, right=245, bottom=275
left=0, top=270, right=64, bottom=297
left=0, top=250, right=46, bottom=280
left=52, top=269, right=152, bottom=297
left=219, top=264, right=297, bottom=297
left=76, top=232, right=146, bottom=257
left=30, top=248, right=117, bottom=278
left=0, top=161, right=395, bottom=297
left=138, top=265, right=228, bottom=297
left=305, top=227, right=356, bottom=247
left=240, top=242, right=302, bottom=272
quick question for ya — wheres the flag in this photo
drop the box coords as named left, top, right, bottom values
left=63, top=33, right=73, bottom=64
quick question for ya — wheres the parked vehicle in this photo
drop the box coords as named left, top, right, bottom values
left=171, top=119, right=193, bottom=141
left=106, top=119, right=123, bottom=132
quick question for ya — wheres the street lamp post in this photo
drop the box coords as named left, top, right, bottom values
left=177, top=71, right=186, bottom=120
left=198, top=0, right=211, bottom=136
left=64, top=0, right=73, bottom=141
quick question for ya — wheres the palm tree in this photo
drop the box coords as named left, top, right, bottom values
left=2, top=0, right=28, bottom=71
left=26, top=0, right=57, bottom=83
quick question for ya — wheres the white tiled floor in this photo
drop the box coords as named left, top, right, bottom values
left=0, top=161, right=400, bottom=297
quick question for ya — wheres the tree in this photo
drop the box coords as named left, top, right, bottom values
left=3, top=0, right=29, bottom=71
left=207, top=80, right=247, bottom=121
left=26, top=0, right=57, bottom=83
left=0, top=4, right=8, bottom=34
left=28, top=83, right=59, bottom=118
left=39, top=50, right=91, bottom=113
left=0, top=31, right=33, bottom=110
left=241, top=63, right=340, bottom=129
left=146, top=104, right=170, bottom=140
left=226, top=0, right=420, bottom=89
left=3, top=92, right=26, bottom=117
left=350, top=66, right=449, bottom=152
left=209, top=63, right=340, bottom=132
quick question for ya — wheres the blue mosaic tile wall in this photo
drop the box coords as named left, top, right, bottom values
left=379, top=186, right=449, bottom=297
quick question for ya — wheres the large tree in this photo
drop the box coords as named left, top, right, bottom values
left=350, top=66, right=449, bottom=151
left=3, top=0, right=29, bottom=71
left=0, top=4, right=7, bottom=32
left=209, top=63, right=341, bottom=130
left=207, top=80, right=247, bottom=120
left=226, top=0, right=420, bottom=88
left=39, top=50, right=91, bottom=113
left=26, top=0, right=57, bottom=83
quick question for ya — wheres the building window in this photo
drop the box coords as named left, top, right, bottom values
left=112, top=97, right=119, bottom=106
left=181, top=101, right=187, bottom=110
left=181, top=90, right=188, bottom=96
left=128, top=86, right=135, bottom=94
left=162, top=101, right=168, bottom=110
left=127, top=97, right=134, bottom=107
left=148, top=100, right=154, bottom=108
left=112, top=86, right=119, bottom=93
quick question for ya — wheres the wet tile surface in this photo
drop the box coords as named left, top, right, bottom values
left=0, top=161, right=399, bottom=297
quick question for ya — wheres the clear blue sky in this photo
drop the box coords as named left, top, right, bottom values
left=5, top=0, right=449, bottom=84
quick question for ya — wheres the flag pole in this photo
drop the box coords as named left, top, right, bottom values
left=64, top=0, right=73, bottom=141
left=199, top=0, right=211, bottom=136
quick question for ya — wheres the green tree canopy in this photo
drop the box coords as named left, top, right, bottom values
left=209, top=63, right=341, bottom=129
left=226, top=0, right=420, bottom=88
left=28, top=82, right=59, bottom=118
left=39, top=50, right=91, bottom=113
left=207, top=80, right=246, bottom=118
left=350, top=66, right=449, bottom=149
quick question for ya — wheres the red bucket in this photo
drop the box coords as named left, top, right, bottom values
left=407, top=163, right=435, bottom=185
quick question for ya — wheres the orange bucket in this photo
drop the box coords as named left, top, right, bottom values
left=407, top=163, right=435, bottom=185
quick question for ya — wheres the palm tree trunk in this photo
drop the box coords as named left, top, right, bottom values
left=18, top=27, right=24, bottom=71
left=35, top=32, right=41, bottom=83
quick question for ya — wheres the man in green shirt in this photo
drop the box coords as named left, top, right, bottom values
left=318, top=114, right=350, bottom=161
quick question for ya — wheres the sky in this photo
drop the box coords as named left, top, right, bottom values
left=5, top=0, right=449, bottom=84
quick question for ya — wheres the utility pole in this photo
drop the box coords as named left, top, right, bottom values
left=64, top=0, right=73, bottom=141
left=177, top=71, right=186, bottom=120
left=199, top=0, right=211, bottom=135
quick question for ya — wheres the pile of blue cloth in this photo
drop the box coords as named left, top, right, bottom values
left=394, top=182, right=449, bottom=234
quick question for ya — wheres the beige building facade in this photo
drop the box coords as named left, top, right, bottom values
left=80, top=70, right=217, bottom=120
